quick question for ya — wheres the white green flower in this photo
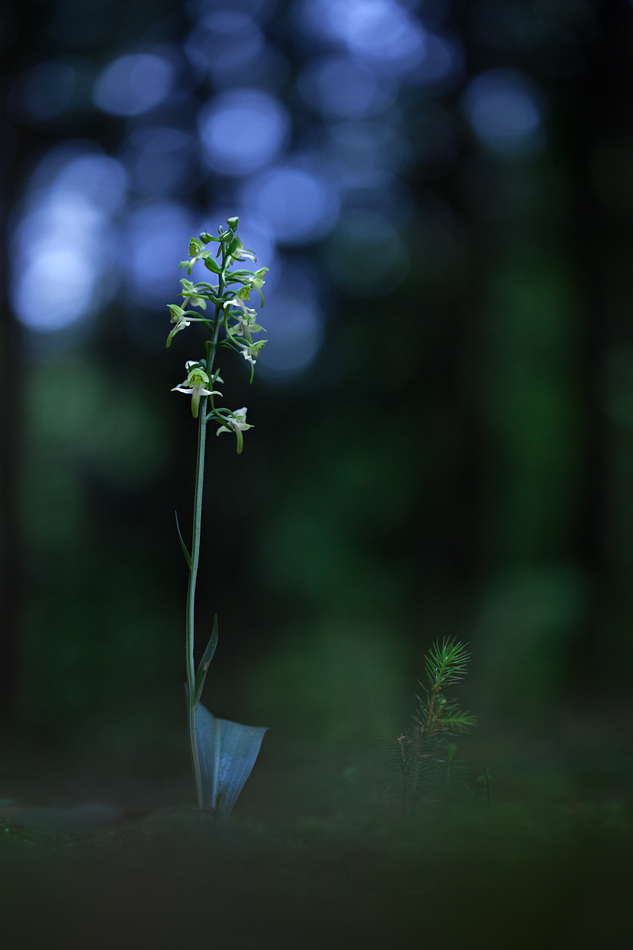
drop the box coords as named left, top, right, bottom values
left=179, top=238, right=222, bottom=276
left=225, top=298, right=264, bottom=343
left=172, top=361, right=222, bottom=418
left=216, top=407, right=252, bottom=454
left=237, top=317, right=265, bottom=343
left=179, top=278, right=208, bottom=310
left=224, top=294, right=253, bottom=315
left=237, top=338, right=267, bottom=382
left=228, top=237, right=257, bottom=263
left=237, top=276, right=264, bottom=299
left=244, top=268, right=267, bottom=296
left=238, top=339, right=267, bottom=366
left=166, top=305, right=191, bottom=348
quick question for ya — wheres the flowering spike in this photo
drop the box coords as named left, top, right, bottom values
left=166, top=218, right=270, bottom=814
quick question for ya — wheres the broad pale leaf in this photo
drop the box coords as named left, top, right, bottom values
left=195, top=702, right=267, bottom=820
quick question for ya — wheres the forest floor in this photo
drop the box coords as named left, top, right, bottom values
left=0, top=722, right=632, bottom=950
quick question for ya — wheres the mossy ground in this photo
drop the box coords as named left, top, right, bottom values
left=0, top=728, right=631, bottom=950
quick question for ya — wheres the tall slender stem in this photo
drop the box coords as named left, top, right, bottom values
left=187, top=408, right=207, bottom=808
left=186, top=253, right=225, bottom=810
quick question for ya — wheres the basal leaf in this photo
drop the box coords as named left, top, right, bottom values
left=195, top=703, right=267, bottom=820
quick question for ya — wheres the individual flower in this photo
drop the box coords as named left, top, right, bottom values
left=166, top=305, right=191, bottom=348
left=244, top=267, right=268, bottom=297
left=237, top=339, right=267, bottom=365
left=215, top=407, right=252, bottom=454
left=179, top=237, right=221, bottom=276
left=179, top=278, right=208, bottom=310
left=237, top=338, right=267, bottom=382
left=179, top=238, right=206, bottom=275
left=234, top=269, right=267, bottom=303
left=224, top=296, right=264, bottom=342
left=172, top=361, right=221, bottom=418
left=234, top=315, right=265, bottom=343
left=228, top=236, right=257, bottom=263
left=224, top=293, right=253, bottom=315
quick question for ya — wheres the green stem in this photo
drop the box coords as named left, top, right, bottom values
left=405, top=686, right=440, bottom=808
left=186, top=409, right=207, bottom=809
left=186, top=252, right=225, bottom=810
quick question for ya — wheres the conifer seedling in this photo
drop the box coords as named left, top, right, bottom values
left=397, top=639, right=476, bottom=814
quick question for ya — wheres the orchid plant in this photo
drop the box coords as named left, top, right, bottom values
left=167, top=217, right=268, bottom=819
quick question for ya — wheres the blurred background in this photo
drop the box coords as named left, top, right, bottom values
left=0, top=0, right=632, bottom=791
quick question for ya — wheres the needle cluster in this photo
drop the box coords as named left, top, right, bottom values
left=397, top=639, right=476, bottom=814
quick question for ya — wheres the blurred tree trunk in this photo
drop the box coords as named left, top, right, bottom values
left=0, top=288, right=21, bottom=721
left=569, top=0, right=633, bottom=693
left=0, top=1, right=38, bottom=720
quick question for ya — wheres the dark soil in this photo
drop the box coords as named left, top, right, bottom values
left=0, top=731, right=631, bottom=950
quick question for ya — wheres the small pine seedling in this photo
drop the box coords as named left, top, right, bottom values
left=396, top=639, right=476, bottom=815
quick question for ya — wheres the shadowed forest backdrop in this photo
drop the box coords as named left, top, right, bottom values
left=1, top=0, right=632, bottom=770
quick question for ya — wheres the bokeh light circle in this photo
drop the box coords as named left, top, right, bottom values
left=241, top=165, right=339, bottom=245
left=297, top=56, right=396, bottom=119
left=198, top=89, right=290, bottom=176
left=462, top=69, right=546, bottom=158
left=93, top=54, right=174, bottom=117
left=11, top=150, right=127, bottom=332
